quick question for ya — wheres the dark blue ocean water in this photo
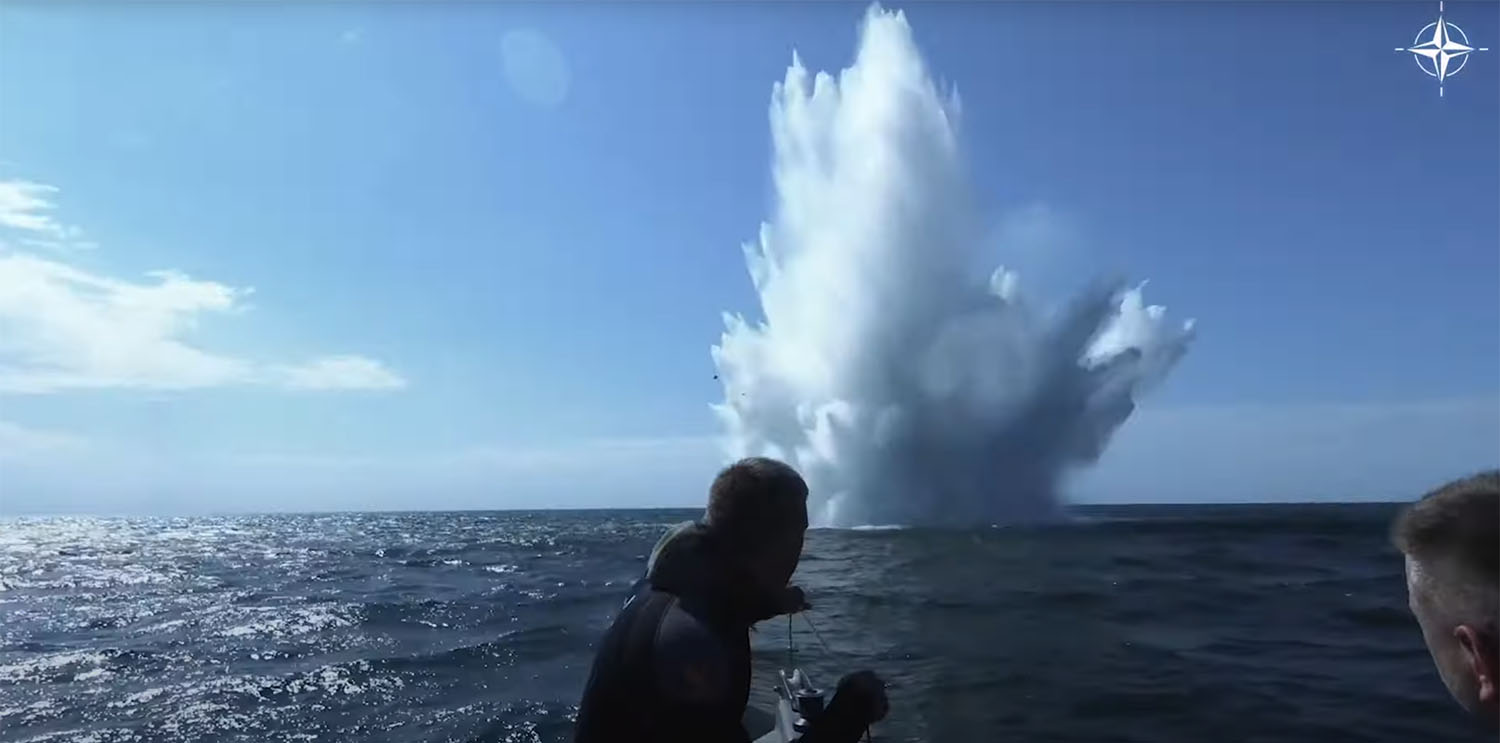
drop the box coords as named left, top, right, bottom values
left=0, top=504, right=1487, bottom=742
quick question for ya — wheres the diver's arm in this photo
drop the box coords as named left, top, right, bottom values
left=651, top=614, right=753, bottom=743
left=797, top=697, right=871, bottom=743
left=653, top=701, right=754, bottom=743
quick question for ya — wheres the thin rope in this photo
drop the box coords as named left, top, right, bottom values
left=799, top=611, right=837, bottom=657
left=787, top=613, right=795, bottom=671
left=798, top=611, right=874, bottom=741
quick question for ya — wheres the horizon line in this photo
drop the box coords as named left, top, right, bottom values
left=0, top=499, right=1413, bottom=520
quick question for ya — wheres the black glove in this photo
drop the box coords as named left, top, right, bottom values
left=780, top=585, right=810, bottom=614
left=804, top=670, right=890, bottom=743
left=833, top=670, right=889, bottom=725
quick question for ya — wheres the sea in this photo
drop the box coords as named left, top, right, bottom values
left=0, top=504, right=1489, bottom=743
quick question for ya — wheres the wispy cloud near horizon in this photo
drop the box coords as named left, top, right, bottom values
left=0, top=178, right=406, bottom=395
left=0, top=420, right=90, bottom=463
left=1077, top=396, right=1500, bottom=504
left=0, top=431, right=723, bottom=514
left=2, top=397, right=1493, bottom=514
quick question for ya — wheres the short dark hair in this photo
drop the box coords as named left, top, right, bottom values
left=1393, top=470, right=1500, bottom=623
left=705, top=457, right=809, bottom=551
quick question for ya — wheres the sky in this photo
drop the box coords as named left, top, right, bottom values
left=0, top=1, right=1496, bottom=514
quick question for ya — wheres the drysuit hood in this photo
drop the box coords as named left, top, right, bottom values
left=645, top=521, right=785, bottom=626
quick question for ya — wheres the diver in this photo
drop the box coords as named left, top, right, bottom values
left=1391, top=470, right=1499, bottom=730
left=573, top=457, right=890, bottom=742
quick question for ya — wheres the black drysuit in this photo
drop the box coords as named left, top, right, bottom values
left=572, top=522, right=871, bottom=743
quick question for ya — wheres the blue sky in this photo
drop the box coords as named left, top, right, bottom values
left=0, top=2, right=1496, bottom=513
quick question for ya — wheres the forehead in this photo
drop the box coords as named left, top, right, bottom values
left=1405, top=555, right=1430, bottom=592
left=1403, top=557, right=1426, bottom=611
left=1404, top=555, right=1444, bottom=610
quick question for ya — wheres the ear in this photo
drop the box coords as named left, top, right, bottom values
left=1454, top=625, right=1499, bottom=706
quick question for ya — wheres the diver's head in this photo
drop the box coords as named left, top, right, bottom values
left=1393, top=470, right=1500, bottom=728
left=704, top=457, right=809, bottom=590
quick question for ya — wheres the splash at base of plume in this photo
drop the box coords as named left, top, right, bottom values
left=711, top=6, right=1195, bottom=528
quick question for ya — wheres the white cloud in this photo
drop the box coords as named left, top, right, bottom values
left=270, top=355, right=407, bottom=391
left=0, top=180, right=82, bottom=243
left=0, top=179, right=406, bottom=395
left=0, top=253, right=254, bottom=392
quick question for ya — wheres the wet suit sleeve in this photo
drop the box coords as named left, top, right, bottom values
left=651, top=608, right=752, bottom=743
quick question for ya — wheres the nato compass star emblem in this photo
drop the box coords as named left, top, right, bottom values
left=1397, top=1, right=1489, bottom=97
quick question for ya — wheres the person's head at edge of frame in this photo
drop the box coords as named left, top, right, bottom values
left=703, top=456, right=810, bottom=598
left=1393, top=470, right=1500, bottom=729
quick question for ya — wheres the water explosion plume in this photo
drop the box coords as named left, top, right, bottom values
left=711, top=6, right=1195, bottom=527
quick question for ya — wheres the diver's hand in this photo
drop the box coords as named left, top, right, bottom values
left=804, top=669, right=889, bottom=742
left=779, top=585, right=810, bottom=614
left=834, top=670, right=889, bottom=725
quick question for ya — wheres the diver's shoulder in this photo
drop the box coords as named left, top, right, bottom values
left=654, top=597, right=724, bottom=655
left=652, top=597, right=733, bottom=703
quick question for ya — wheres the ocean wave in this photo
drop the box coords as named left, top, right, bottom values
left=92, top=660, right=408, bottom=726
left=273, top=660, right=407, bottom=698
left=1077, top=509, right=1386, bottom=539
left=1334, top=605, right=1413, bottom=630
left=216, top=604, right=357, bottom=639
left=0, top=699, right=63, bottom=726
left=106, top=687, right=169, bottom=709
left=11, top=729, right=142, bottom=743
left=0, top=649, right=115, bottom=684
left=155, top=700, right=248, bottom=739
left=376, top=625, right=576, bottom=673
left=0, top=506, right=1464, bottom=743
left=4, top=564, right=181, bottom=592
left=136, top=618, right=188, bottom=635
